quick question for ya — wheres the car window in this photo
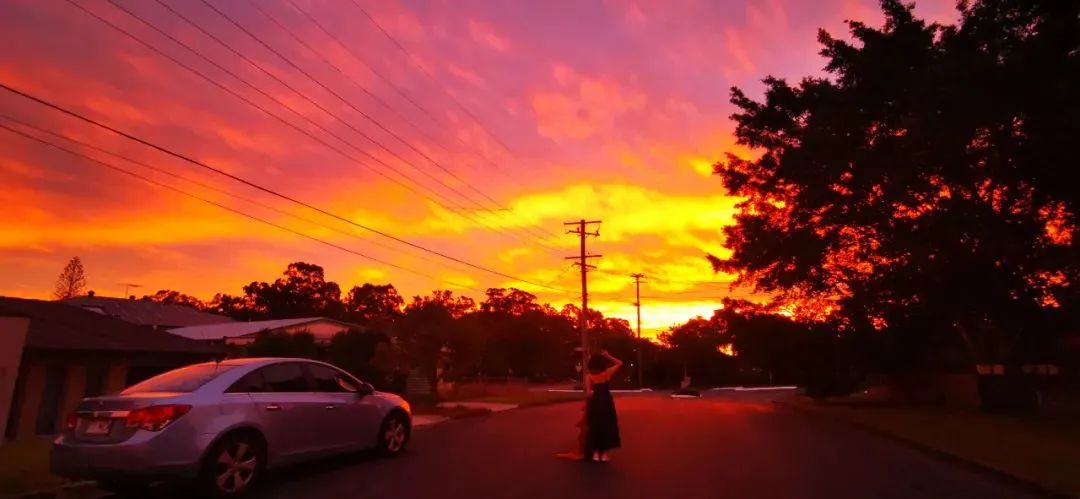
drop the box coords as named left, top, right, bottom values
left=259, top=363, right=310, bottom=392
left=225, top=370, right=266, bottom=393
left=306, top=364, right=360, bottom=393
left=123, top=363, right=235, bottom=394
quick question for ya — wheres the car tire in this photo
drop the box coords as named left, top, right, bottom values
left=97, top=479, right=152, bottom=497
left=199, top=431, right=266, bottom=497
left=377, top=413, right=410, bottom=457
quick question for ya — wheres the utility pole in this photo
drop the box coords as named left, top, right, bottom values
left=565, top=219, right=602, bottom=391
left=631, top=273, right=645, bottom=390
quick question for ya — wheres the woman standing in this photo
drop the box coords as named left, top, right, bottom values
left=584, top=349, right=623, bottom=462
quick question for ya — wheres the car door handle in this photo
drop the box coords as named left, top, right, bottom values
left=265, top=404, right=282, bottom=411
left=324, top=404, right=337, bottom=410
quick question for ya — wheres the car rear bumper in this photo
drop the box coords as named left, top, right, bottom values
left=51, top=433, right=206, bottom=481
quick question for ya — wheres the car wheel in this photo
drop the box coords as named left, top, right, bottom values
left=200, top=432, right=266, bottom=497
left=97, top=479, right=152, bottom=497
left=378, top=413, right=410, bottom=457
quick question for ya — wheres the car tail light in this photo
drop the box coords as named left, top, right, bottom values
left=125, top=404, right=192, bottom=432
left=64, top=412, right=77, bottom=431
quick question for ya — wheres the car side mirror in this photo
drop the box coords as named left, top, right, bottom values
left=358, top=382, right=375, bottom=397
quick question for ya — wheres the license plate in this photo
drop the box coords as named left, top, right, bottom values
left=83, top=419, right=113, bottom=436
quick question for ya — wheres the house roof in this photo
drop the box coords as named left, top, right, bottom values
left=168, top=317, right=359, bottom=341
left=62, top=296, right=233, bottom=328
left=0, top=297, right=223, bottom=354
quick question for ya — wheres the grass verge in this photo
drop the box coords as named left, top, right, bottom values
left=0, top=438, right=67, bottom=497
left=790, top=398, right=1080, bottom=497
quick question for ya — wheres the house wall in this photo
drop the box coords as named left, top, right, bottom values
left=58, top=364, right=87, bottom=435
left=0, top=318, right=29, bottom=446
left=11, top=362, right=45, bottom=440
left=4, top=352, right=208, bottom=441
left=107, top=359, right=129, bottom=393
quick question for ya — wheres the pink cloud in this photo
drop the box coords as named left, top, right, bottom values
left=625, top=3, right=648, bottom=27
left=467, top=19, right=511, bottom=52
left=531, top=64, right=647, bottom=141
left=446, top=62, right=487, bottom=88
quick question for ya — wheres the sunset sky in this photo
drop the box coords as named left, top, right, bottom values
left=0, top=0, right=957, bottom=337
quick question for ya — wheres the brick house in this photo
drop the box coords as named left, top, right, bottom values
left=0, top=297, right=223, bottom=441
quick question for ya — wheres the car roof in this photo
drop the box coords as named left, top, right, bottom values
left=215, top=357, right=322, bottom=367
left=173, top=357, right=328, bottom=372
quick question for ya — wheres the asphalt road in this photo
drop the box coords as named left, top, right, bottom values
left=256, top=391, right=1035, bottom=499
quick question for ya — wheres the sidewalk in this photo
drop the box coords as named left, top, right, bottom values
left=783, top=397, right=1079, bottom=498
left=414, top=390, right=585, bottom=429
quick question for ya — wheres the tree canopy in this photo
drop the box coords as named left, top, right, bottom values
left=188, top=262, right=654, bottom=385
left=713, top=0, right=1078, bottom=369
left=141, top=289, right=205, bottom=309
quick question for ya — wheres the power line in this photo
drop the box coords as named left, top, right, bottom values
left=0, top=81, right=574, bottom=293
left=0, top=113, right=482, bottom=277
left=88, top=0, right=560, bottom=256
left=0, top=121, right=485, bottom=293
left=241, top=0, right=483, bottom=199
left=349, top=0, right=516, bottom=157
left=194, top=0, right=561, bottom=253
left=68, top=0, right=459, bottom=212
left=592, top=267, right=730, bottom=287
left=252, top=0, right=468, bottom=172
left=270, top=0, right=561, bottom=241
left=283, top=0, right=491, bottom=169
left=285, top=0, right=563, bottom=241
left=248, top=0, right=560, bottom=247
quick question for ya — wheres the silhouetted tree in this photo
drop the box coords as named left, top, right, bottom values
left=395, top=290, right=475, bottom=386
left=714, top=299, right=812, bottom=384
left=659, top=315, right=733, bottom=385
left=245, top=330, right=318, bottom=359
left=472, top=290, right=577, bottom=381
left=141, top=289, right=205, bottom=309
left=160, top=260, right=683, bottom=389
left=344, top=283, right=403, bottom=326
left=712, top=0, right=1078, bottom=371
left=242, top=262, right=345, bottom=319
left=206, top=293, right=260, bottom=321
left=328, top=328, right=390, bottom=382
left=53, top=256, right=87, bottom=300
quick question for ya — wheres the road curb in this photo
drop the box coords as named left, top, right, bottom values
left=4, top=480, right=96, bottom=499
left=430, top=397, right=584, bottom=422
left=777, top=400, right=1070, bottom=499
left=412, top=415, right=450, bottom=428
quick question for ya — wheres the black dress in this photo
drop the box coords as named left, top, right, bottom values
left=584, top=380, right=621, bottom=455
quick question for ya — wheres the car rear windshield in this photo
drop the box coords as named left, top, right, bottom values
left=123, top=363, right=236, bottom=394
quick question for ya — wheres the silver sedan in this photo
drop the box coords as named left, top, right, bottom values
left=51, top=357, right=412, bottom=497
